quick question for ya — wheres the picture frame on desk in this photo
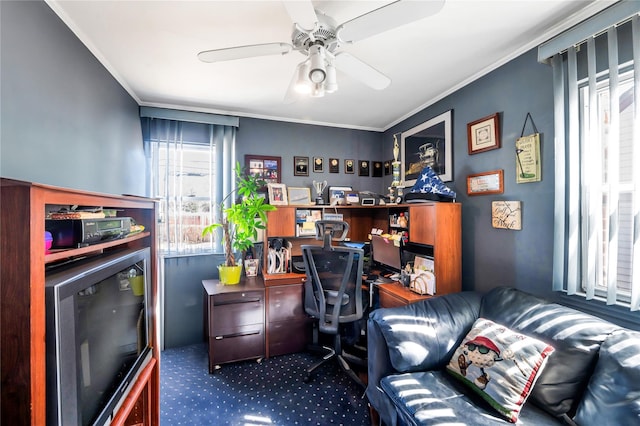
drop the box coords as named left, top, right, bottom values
left=268, top=183, right=288, bottom=205
left=287, top=187, right=311, bottom=205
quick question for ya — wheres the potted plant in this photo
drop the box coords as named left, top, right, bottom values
left=202, top=162, right=276, bottom=284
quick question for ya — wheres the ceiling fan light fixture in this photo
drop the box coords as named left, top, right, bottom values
left=325, top=63, right=338, bottom=93
left=308, top=45, right=327, bottom=84
left=311, top=83, right=325, bottom=98
left=294, top=62, right=312, bottom=94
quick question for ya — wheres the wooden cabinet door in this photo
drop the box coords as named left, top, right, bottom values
left=266, top=207, right=295, bottom=237
left=409, top=205, right=435, bottom=245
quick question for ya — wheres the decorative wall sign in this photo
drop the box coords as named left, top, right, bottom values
left=492, top=201, right=522, bottom=230
left=294, top=156, right=309, bottom=176
left=329, top=158, right=339, bottom=173
left=313, top=157, right=323, bottom=173
left=516, top=134, right=541, bottom=183
left=467, top=113, right=500, bottom=154
left=345, top=159, right=355, bottom=174
left=373, top=161, right=383, bottom=177
left=359, top=160, right=370, bottom=176
left=467, top=170, right=504, bottom=195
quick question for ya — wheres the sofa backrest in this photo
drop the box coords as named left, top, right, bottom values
left=480, top=287, right=619, bottom=419
left=574, top=329, right=640, bottom=424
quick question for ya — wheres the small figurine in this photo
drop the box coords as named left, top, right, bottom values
left=398, top=212, right=408, bottom=228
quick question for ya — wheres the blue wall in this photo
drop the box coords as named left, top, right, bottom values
left=383, top=49, right=556, bottom=301
left=1, top=0, right=145, bottom=196
left=236, top=117, right=385, bottom=193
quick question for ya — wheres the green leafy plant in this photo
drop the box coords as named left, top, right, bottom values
left=202, top=162, right=276, bottom=267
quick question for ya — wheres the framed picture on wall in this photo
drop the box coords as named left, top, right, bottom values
left=401, top=110, right=453, bottom=184
left=467, top=113, right=500, bottom=155
left=359, top=160, right=370, bottom=176
left=294, top=156, right=309, bottom=176
left=313, top=157, right=323, bottom=172
left=345, top=159, right=355, bottom=174
left=329, top=158, right=340, bottom=173
left=245, top=155, right=281, bottom=187
left=373, top=161, right=383, bottom=177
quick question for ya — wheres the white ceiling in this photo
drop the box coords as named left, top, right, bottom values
left=46, top=0, right=614, bottom=131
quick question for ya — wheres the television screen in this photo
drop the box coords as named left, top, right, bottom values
left=46, top=248, right=151, bottom=426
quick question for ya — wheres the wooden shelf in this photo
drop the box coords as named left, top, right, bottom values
left=45, top=231, right=150, bottom=263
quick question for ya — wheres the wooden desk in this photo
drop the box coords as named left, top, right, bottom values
left=376, top=281, right=431, bottom=308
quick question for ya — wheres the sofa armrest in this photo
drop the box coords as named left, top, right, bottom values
left=366, top=292, right=482, bottom=426
left=368, top=291, right=482, bottom=373
left=366, top=315, right=400, bottom=426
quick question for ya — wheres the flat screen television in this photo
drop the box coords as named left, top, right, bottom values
left=45, top=247, right=152, bottom=426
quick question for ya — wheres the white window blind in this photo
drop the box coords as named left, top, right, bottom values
left=543, top=2, right=639, bottom=311
left=143, top=117, right=237, bottom=254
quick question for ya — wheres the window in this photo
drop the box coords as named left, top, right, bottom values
left=142, top=116, right=237, bottom=254
left=578, top=70, right=635, bottom=304
left=543, top=8, right=639, bottom=311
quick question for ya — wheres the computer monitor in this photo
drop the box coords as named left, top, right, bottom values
left=371, top=235, right=402, bottom=274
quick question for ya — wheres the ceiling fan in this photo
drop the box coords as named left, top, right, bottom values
left=197, top=0, right=445, bottom=99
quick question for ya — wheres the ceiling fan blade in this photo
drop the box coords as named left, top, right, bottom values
left=334, top=52, right=391, bottom=90
left=198, top=43, right=292, bottom=63
left=282, top=1, right=318, bottom=30
left=337, top=0, right=445, bottom=43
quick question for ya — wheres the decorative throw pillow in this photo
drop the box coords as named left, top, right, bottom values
left=446, top=318, right=554, bottom=423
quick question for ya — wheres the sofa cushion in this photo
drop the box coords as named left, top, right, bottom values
left=446, top=318, right=554, bottom=422
left=479, top=287, right=618, bottom=417
left=574, top=330, right=640, bottom=425
left=380, top=371, right=562, bottom=425
left=371, top=292, right=482, bottom=373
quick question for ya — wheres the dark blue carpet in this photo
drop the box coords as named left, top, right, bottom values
left=160, top=343, right=370, bottom=425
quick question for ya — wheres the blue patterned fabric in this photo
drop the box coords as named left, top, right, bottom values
left=409, top=166, right=456, bottom=198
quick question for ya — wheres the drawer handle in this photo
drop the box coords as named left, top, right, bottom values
left=215, top=330, right=261, bottom=340
left=215, top=298, right=261, bottom=306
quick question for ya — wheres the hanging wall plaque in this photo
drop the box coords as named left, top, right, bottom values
left=515, top=113, right=541, bottom=183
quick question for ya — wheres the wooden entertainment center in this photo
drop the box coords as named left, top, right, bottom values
left=0, top=178, right=159, bottom=426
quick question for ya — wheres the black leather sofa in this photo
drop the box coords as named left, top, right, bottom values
left=366, top=287, right=640, bottom=425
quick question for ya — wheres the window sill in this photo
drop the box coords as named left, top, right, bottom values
left=554, top=291, right=640, bottom=331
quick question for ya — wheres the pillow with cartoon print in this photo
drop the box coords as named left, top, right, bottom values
left=446, top=318, right=555, bottom=423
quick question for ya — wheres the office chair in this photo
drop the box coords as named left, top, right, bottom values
left=301, top=220, right=367, bottom=388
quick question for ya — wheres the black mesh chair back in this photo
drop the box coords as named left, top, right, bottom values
left=301, top=220, right=366, bottom=387
left=302, top=245, right=364, bottom=334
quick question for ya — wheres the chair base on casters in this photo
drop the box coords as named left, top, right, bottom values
left=303, top=334, right=366, bottom=389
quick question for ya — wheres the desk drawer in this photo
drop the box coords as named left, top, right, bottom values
left=268, top=319, right=311, bottom=357
left=211, top=291, right=264, bottom=336
left=267, top=285, right=305, bottom=322
left=211, top=324, right=264, bottom=365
